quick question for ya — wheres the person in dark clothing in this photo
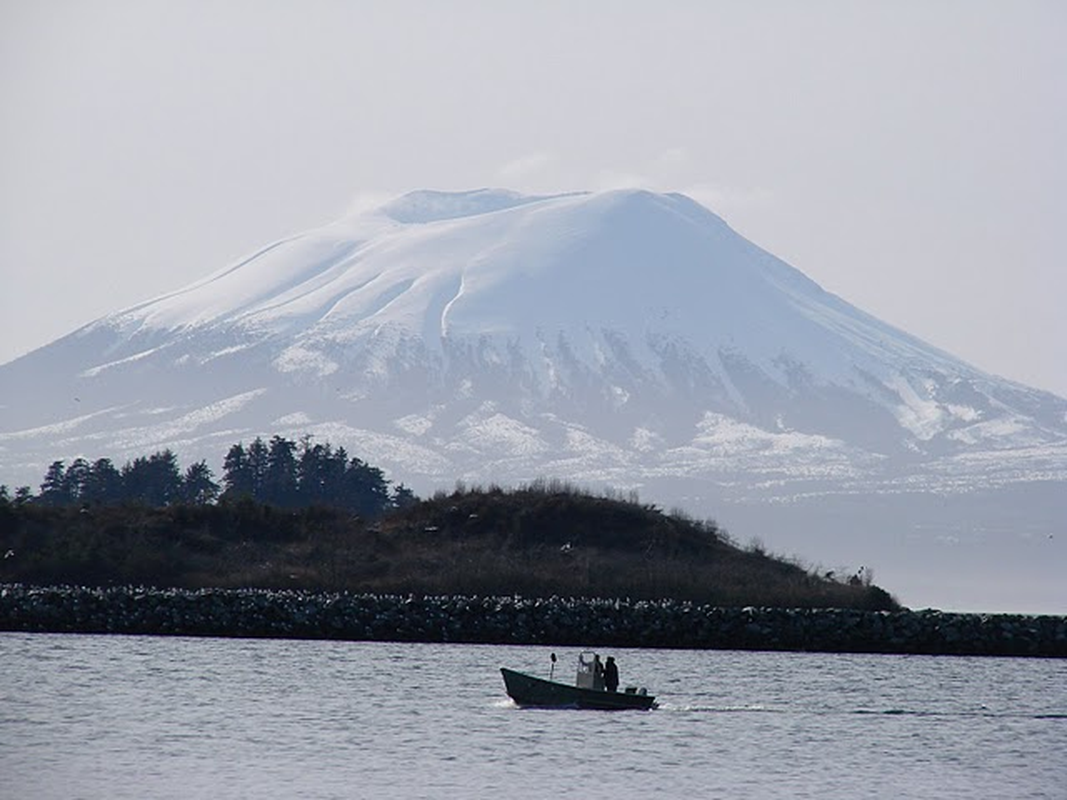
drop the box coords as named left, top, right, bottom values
left=603, top=656, right=619, bottom=692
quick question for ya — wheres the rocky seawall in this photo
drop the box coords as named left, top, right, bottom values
left=2, top=585, right=1064, bottom=657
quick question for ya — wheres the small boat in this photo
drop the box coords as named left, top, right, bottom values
left=501, top=652, right=656, bottom=710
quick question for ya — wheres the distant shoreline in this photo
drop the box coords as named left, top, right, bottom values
left=2, top=585, right=1064, bottom=657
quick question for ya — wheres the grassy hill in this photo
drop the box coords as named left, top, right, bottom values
left=0, top=482, right=898, bottom=610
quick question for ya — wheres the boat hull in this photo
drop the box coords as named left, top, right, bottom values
left=500, top=668, right=656, bottom=710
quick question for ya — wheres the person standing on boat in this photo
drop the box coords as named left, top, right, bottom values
left=604, top=656, right=619, bottom=692
left=593, top=655, right=605, bottom=690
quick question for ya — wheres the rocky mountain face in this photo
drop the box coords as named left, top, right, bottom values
left=2, top=189, right=1065, bottom=612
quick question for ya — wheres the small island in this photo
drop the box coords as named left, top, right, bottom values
left=2, top=440, right=1064, bottom=656
left=1, top=478, right=893, bottom=610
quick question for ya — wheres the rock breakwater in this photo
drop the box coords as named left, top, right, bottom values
left=2, top=585, right=1064, bottom=657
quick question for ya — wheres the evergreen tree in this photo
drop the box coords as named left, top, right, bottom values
left=182, top=460, right=220, bottom=505
left=222, top=443, right=253, bottom=499
left=122, top=450, right=182, bottom=506
left=342, top=456, right=391, bottom=516
left=85, top=458, right=124, bottom=505
left=297, top=439, right=347, bottom=506
left=122, top=457, right=151, bottom=503
left=63, top=458, right=92, bottom=503
left=264, top=435, right=298, bottom=506
left=392, top=482, right=418, bottom=510
left=297, top=437, right=325, bottom=504
left=247, top=437, right=269, bottom=500
left=150, top=450, right=183, bottom=505
left=39, top=461, right=69, bottom=506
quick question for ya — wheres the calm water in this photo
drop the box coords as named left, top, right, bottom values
left=1, top=633, right=1064, bottom=799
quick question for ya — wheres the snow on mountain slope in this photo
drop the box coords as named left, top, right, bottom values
left=98, top=189, right=962, bottom=376
left=1, top=188, right=1065, bottom=498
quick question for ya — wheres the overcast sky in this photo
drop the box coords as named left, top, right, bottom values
left=2, top=1, right=1064, bottom=396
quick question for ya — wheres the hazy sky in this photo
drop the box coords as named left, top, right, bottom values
left=2, top=1, right=1064, bottom=396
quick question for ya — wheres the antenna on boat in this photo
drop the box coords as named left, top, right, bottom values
left=549, top=652, right=557, bottom=681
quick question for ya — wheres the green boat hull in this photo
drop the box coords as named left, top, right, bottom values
left=500, top=668, right=656, bottom=710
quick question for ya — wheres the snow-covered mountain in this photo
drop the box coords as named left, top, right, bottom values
left=2, top=189, right=1065, bottom=611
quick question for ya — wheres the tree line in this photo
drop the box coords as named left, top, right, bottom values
left=0, top=435, right=416, bottom=516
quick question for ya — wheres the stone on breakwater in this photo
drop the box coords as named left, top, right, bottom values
left=0, top=585, right=1064, bottom=657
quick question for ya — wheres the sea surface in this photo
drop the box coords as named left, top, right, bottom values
left=1, top=633, right=1064, bottom=799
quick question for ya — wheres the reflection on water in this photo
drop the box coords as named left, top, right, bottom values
left=1, top=634, right=1064, bottom=799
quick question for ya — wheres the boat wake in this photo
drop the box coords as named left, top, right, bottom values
left=657, top=705, right=1067, bottom=720
left=656, top=703, right=773, bottom=714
